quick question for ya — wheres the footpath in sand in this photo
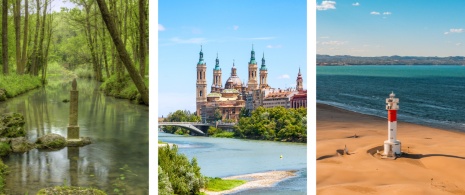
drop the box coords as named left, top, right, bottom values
left=317, top=103, right=465, bottom=195
left=202, top=170, right=296, bottom=195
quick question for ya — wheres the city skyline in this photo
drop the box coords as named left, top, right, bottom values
left=159, top=0, right=307, bottom=117
left=317, top=0, right=465, bottom=57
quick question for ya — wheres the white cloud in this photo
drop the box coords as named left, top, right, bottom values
left=317, top=1, right=336, bottom=11
left=370, top=11, right=380, bottom=15
left=266, top=45, right=282, bottom=49
left=278, top=74, right=290, bottom=79
left=320, top=40, right=346, bottom=45
left=158, top=24, right=165, bottom=31
left=233, top=25, right=239, bottom=30
left=352, top=2, right=360, bottom=6
left=243, top=37, right=276, bottom=40
left=170, top=37, right=206, bottom=44
left=383, top=12, right=392, bottom=15
left=444, top=28, right=464, bottom=35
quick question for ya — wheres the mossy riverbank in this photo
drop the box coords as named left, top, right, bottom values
left=0, top=74, right=42, bottom=101
left=100, top=74, right=148, bottom=104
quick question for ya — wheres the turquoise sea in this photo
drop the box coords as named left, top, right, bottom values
left=317, top=65, right=465, bottom=132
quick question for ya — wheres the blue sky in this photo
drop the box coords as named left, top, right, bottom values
left=317, top=0, right=465, bottom=57
left=158, top=0, right=307, bottom=117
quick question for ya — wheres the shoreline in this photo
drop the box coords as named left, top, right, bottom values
left=202, top=170, right=297, bottom=195
left=317, top=103, right=465, bottom=194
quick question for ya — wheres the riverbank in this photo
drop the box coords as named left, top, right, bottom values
left=100, top=74, right=148, bottom=104
left=202, top=170, right=296, bottom=195
left=0, top=74, right=42, bottom=101
left=317, top=103, right=465, bottom=194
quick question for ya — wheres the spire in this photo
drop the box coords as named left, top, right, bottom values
left=260, top=52, right=267, bottom=70
left=214, top=52, right=220, bottom=70
left=198, top=45, right=205, bottom=65
left=249, top=44, right=256, bottom=64
left=231, top=59, right=237, bottom=76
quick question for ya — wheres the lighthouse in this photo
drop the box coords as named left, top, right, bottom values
left=384, top=92, right=402, bottom=156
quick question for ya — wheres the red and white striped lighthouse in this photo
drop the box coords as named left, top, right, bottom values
left=384, top=92, right=402, bottom=156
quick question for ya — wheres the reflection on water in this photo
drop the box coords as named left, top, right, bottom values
left=0, top=79, right=148, bottom=194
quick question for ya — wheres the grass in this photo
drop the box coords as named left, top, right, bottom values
left=100, top=74, right=148, bottom=104
left=74, top=64, right=94, bottom=79
left=0, top=73, right=42, bottom=98
left=205, top=177, right=247, bottom=192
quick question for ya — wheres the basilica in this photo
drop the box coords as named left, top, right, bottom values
left=196, top=46, right=305, bottom=122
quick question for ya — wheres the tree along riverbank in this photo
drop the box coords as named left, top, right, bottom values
left=161, top=107, right=307, bottom=143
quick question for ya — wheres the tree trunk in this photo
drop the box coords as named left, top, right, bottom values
left=2, top=0, right=8, bottom=75
left=14, top=0, right=21, bottom=74
left=95, top=0, right=148, bottom=105
left=21, top=0, right=28, bottom=73
left=139, top=0, right=146, bottom=77
left=30, top=0, right=40, bottom=75
left=39, top=0, right=48, bottom=79
left=101, top=19, right=110, bottom=78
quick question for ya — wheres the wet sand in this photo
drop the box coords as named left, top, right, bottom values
left=202, top=170, right=296, bottom=195
left=317, top=103, right=465, bottom=194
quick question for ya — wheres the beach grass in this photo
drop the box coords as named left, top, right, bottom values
left=206, top=177, right=246, bottom=192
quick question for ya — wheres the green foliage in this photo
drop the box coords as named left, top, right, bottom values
left=158, top=166, right=173, bottom=195
left=100, top=74, right=148, bottom=104
left=162, top=110, right=201, bottom=134
left=0, top=159, right=8, bottom=193
left=158, top=145, right=206, bottom=195
left=235, top=107, right=307, bottom=143
left=207, top=127, right=235, bottom=138
left=0, top=74, right=42, bottom=98
left=74, top=64, right=94, bottom=79
left=205, top=177, right=246, bottom=192
left=0, top=142, right=11, bottom=156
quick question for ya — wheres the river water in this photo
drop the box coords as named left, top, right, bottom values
left=0, top=79, right=148, bottom=194
left=159, top=132, right=307, bottom=194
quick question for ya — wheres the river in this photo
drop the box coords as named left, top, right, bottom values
left=159, top=132, right=307, bottom=194
left=0, top=79, right=148, bottom=194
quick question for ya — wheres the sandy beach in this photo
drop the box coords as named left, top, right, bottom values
left=202, top=170, right=296, bottom=195
left=317, top=103, right=465, bottom=195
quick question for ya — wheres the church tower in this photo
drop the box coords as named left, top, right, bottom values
left=211, top=53, right=222, bottom=93
left=196, top=46, right=207, bottom=116
left=247, top=45, right=258, bottom=91
left=259, top=52, right=268, bottom=89
left=296, top=67, right=303, bottom=91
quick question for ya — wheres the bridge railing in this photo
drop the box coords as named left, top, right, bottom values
left=159, top=122, right=203, bottom=124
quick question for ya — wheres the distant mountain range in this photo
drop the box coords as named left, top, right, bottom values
left=317, top=55, right=465, bottom=65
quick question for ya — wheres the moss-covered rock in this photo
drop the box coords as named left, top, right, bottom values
left=0, top=158, right=8, bottom=193
left=37, top=186, right=107, bottom=195
left=0, top=142, right=11, bottom=156
left=36, top=134, right=67, bottom=149
left=10, top=137, right=34, bottom=153
left=0, top=113, right=26, bottom=138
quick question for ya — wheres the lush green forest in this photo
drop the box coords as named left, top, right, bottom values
left=0, top=0, right=149, bottom=105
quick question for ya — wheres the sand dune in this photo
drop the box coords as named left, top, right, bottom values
left=317, top=103, right=465, bottom=195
